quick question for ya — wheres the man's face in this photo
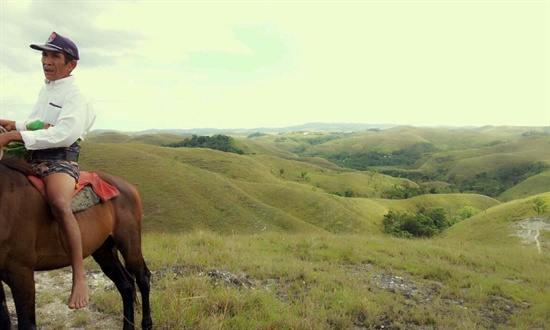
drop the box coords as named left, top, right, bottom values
left=41, top=50, right=76, bottom=81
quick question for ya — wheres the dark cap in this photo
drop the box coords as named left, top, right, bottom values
left=30, top=32, right=79, bottom=60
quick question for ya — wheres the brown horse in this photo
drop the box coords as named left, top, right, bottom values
left=0, top=156, right=152, bottom=330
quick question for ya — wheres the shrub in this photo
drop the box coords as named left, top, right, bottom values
left=383, top=207, right=452, bottom=238
left=458, top=205, right=480, bottom=220
left=533, top=197, right=548, bottom=216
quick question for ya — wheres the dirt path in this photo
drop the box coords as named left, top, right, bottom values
left=511, top=217, right=550, bottom=254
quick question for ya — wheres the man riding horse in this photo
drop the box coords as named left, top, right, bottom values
left=0, top=31, right=95, bottom=309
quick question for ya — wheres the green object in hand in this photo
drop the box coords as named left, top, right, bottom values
left=26, top=120, right=52, bottom=131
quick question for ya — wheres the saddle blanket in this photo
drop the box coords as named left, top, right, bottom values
left=28, top=171, right=120, bottom=213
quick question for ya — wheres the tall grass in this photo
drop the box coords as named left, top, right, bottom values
left=87, top=230, right=549, bottom=329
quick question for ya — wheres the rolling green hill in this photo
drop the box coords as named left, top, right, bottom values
left=443, top=192, right=550, bottom=251
left=76, top=127, right=548, bottom=234
left=293, top=126, right=549, bottom=199
left=499, top=171, right=550, bottom=202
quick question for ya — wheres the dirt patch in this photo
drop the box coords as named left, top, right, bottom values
left=206, top=269, right=253, bottom=288
left=345, top=264, right=529, bottom=329
left=476, top=294, right=530, bottom=326
left=371, top=273, right=440, bottom=301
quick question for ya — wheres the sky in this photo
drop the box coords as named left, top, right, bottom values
left=0, top=0, right=549, bottom=132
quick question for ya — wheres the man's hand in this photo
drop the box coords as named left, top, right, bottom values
left=0, top=120, right=16, bottom=131
left=0, top=131, right=23, bottom=147
left=0, top=134, right=10, bottom=148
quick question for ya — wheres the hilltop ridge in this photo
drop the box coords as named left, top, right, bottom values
left=91, top=122, right=497, bottom=135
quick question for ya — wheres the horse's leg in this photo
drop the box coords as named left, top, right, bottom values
left=102, top=175, right=153, bottom=330
left=92, top=237, right=136, bottom=330
left=6, top=270, right=36, bottom=330
left=113, top=235, right=152, bottom=330
left=108, top=185, right=153, bottom=330
left=0, top=282, right=12, bottom=329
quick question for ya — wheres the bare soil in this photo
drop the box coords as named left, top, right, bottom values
left=510, top=217, right=550, bottom=254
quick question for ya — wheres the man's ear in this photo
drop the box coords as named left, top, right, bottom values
left=69, top=60, right=77, bottom=72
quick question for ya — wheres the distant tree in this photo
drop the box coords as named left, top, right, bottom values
left=344, top=189, right=356, bottom=197
left=381, top=185, right=424, bottom=199
left=247, top=132, right=267, bottom=138
left=163, top=134, right=244, bottom=154
left=382, top=210, right=412, bottom=238
left=533, top=197, right=548, bottom=216
left=458, top=206, right=480, bottom=220
left=421, top=207, right=450, bottom=232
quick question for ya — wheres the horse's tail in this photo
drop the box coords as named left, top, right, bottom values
left=123, top=265, right=138, bottom=308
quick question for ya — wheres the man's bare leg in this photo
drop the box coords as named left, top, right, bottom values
left=43, top=173, right=89, bottom=309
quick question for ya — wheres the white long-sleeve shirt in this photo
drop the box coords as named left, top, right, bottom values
left=15, top=76, right=96, bottom=150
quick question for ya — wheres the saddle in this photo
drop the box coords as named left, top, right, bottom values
left=28, top=171, right=120, bottom=213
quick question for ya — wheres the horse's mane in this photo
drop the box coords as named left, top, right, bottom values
left=0, top=157, right=36, bottom=176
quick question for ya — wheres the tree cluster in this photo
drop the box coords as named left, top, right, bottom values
left=164, top=134, right=244, bottom=154
left=451, top=161, right=548, bottom=197
left=323, top=143, right=438, bottom=170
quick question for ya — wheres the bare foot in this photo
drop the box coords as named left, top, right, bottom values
left=68, top=277, right=89, bottom=309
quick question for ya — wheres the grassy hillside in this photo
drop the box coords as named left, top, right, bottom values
left=77, top=126, right=549, bottom=235
left=79, top=140, right=501, bottom=234
left=444, top=192, right=550, bottom=248
left=499, top=171, right=550, bottom=202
